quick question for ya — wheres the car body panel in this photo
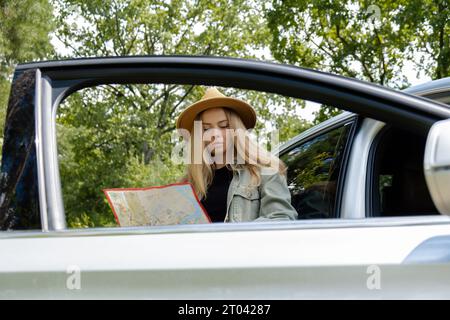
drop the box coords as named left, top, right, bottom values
left=2, top=217, right=450, bottom=298
left=1, top=56, right=450, bottom=299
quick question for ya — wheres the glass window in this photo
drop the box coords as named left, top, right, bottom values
left=281, top=123, right=353, bottom=219
left=56, top=84, right=318, bottom=228
left=0, top=70, right=40, bottom=230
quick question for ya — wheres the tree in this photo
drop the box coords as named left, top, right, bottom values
left=395, top=0, right=450, bottom=80
left=266, top=0, right=416, bottom=87
left=53, top=0, right=275, bottom=162
left=265, top=0, right=449, bottom=122
left=0, top=0, right=55, bottom=140
left=53, top=0, right=311, bottom=227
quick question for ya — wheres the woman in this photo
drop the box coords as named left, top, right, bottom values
left=176, top=87, right=298, bottom=223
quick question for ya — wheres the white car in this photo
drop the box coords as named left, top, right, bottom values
left=1, top=56, right=450, bottom=299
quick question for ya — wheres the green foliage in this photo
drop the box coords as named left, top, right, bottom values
left=0, top=0, right=55, bottom=138
left=57, top=86, right=187, bottom=227
left=52, top=1, right=314, bottom=227
left=266, top=0, right=450, bottom=122
left=56, top=85, right=310, bottom=228
left=0, top=80, right=10, bottom=149
left=266, top=0, right=414, bottom=87
left=2, top=0, right=448, bottom=228
left=312, top=106, right=343, bottom=125
left=395, top=0, right=450, bottom=80
left=53, top=0, right=271, bottom=58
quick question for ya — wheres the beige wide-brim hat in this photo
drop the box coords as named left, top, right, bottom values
left=176, top=87, right=257, bottom=132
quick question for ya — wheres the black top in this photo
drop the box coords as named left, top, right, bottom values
left=200, top=166, right=234, bottom=222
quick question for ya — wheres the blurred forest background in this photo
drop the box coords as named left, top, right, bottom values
left=0, top=0, right=449, bottom=227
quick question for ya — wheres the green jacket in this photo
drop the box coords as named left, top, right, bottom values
left=224, top=167, right=298, bottom=222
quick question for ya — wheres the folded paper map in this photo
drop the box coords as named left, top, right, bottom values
left=103, top=183, right=211, bottom=227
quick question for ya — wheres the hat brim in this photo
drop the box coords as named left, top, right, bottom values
left=176, top=96, right=257, bottom=132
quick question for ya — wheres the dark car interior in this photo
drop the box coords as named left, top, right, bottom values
left=369, top=126, right=439, bottom=217
left=281, top=122, right=354, bottom=220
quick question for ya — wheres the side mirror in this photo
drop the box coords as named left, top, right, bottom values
left=424, top=118, right=450, bottom=215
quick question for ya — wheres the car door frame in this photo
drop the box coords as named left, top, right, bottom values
left=363, top=80, right=450, bottom=219
left=4, top=55, right=450, bottom=297
left=20, top=56, right=450, bottom=232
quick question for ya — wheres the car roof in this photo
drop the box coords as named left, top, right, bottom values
left=275, top=77, right=450, bottom=153
left=403, top=77, right=450, bottom=96
left=310, top=77, right=450, bottom=126
left=403, top=77, right=450, bottom=105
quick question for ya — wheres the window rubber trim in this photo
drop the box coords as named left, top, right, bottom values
left=365, top=125, right=392, bottom=218
left=334, top=117, right=359, bottom=218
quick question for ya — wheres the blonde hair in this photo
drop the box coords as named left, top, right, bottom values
left=179, top=107, right=287, bottom=200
